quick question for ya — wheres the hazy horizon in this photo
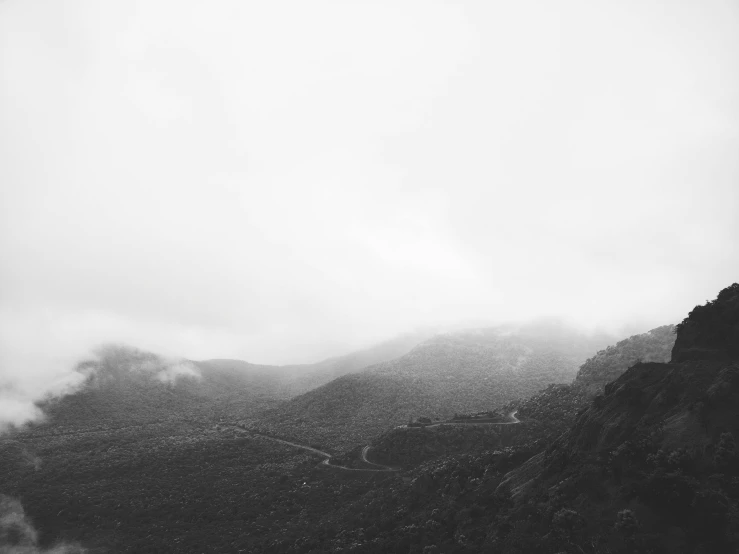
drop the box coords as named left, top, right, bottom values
left=2, top=0, right=738, bottom=424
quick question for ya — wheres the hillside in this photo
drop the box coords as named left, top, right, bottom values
left=253, top=323, right=613, bottom=451
left=489, top=283, right=739, bottom=553
left=573, top=324, right=676, bottom=395
left=500, top=323, right=677, bottom=441
left=364, top=325, right=677, bottom=471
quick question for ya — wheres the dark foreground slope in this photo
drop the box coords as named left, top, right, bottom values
left=490, top=283, right=739, bottom=553
left=254, top=323, right=613, bottom=450
left=0, top=344, right=413, bottom=553
left=0, top=422, right=398, bottom=553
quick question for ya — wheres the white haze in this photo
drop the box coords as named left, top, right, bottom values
left=0, top=494, right=85, bottom=553
left=1, top=1, right=738, bottom=426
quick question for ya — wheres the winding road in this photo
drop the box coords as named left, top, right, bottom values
left=226, top=410, right=520, bottom=473
left=402, top=409, right=520, bottom=429
left=227, top=426, right=398, bottom=472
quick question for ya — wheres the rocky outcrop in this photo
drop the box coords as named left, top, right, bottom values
left=497, top=283, right=739, bottom=502
left=672, top=283, right=739, bottom=362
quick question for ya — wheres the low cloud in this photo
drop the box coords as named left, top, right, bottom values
left=88, top=344, right=201, bottom=386
left=0, top=340, right=200, bottom=433
left=0, top=495, right=85, bottom=553
left=0, top=397, right=44, bottom=435
left=153, top=360, right=201, bottom=385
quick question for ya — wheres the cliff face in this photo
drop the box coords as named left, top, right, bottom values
left=672, top=283, right=739, bottom=362
left=502, top=284, right=739, bottom=484
left=494, top=284, right=739, bottom=553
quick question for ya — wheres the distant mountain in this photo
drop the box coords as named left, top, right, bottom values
left=26, top=331, right=433, bottom=434
left=275, top=328, right=438, bottom=396
left=33, top=346, right=278, bottom=432
left=253, top=323, right=614, bottom=450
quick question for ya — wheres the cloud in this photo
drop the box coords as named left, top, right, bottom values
left=90, top=345, right=202, bottom=385
left=0, top=398, right=44, bottom=435
left=0, top=495, right=85, bottom=553
left=153, top=361, right=201, bottom=385
left=0, top=337, right=200, bottom=432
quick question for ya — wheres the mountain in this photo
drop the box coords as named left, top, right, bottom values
left=489, top=283, right=739, bottom=553
left=253, top=322, right=614, bottom=451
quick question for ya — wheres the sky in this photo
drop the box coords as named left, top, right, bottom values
left=1, top=0, right=738, bottom=413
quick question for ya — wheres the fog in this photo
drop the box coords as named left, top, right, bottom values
left=1, top=1, right=738, bottom=422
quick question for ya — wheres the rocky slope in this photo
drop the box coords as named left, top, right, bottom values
left=492, top=283, right=739, bottom=553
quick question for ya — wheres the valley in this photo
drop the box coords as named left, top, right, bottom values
left=1, top=284, right=737, bottom=553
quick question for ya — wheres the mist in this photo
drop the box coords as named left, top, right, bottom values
left=1, top=1, right=738, bottom=427
left=0, top=494, right=85, bottom=553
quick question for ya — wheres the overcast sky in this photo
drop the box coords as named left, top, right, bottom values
left=1, top=0, right=738, bottom=403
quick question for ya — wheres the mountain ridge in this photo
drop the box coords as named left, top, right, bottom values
left=253, top=324, right=615, bottom=450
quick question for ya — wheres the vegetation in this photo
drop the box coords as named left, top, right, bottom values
left=0, top=423, right=399, bottom=553
left=573, top=324, right=675, bottom=395
left=254, top=325, right=612, bottom=450
left=369, top=424, right=521, bottom=468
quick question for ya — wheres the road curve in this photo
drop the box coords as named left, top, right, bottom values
left=360, top=445, right=396, bottom=471
left=403, top=409, right=521, bottom=429
left=226, top=426, right=398, bottom=472
left=225, top=410, right=519, bottom=472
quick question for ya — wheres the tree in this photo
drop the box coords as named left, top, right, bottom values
left=614, top=509, right=640, bottom=542
left=714, top=432, right=736, bottom=473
